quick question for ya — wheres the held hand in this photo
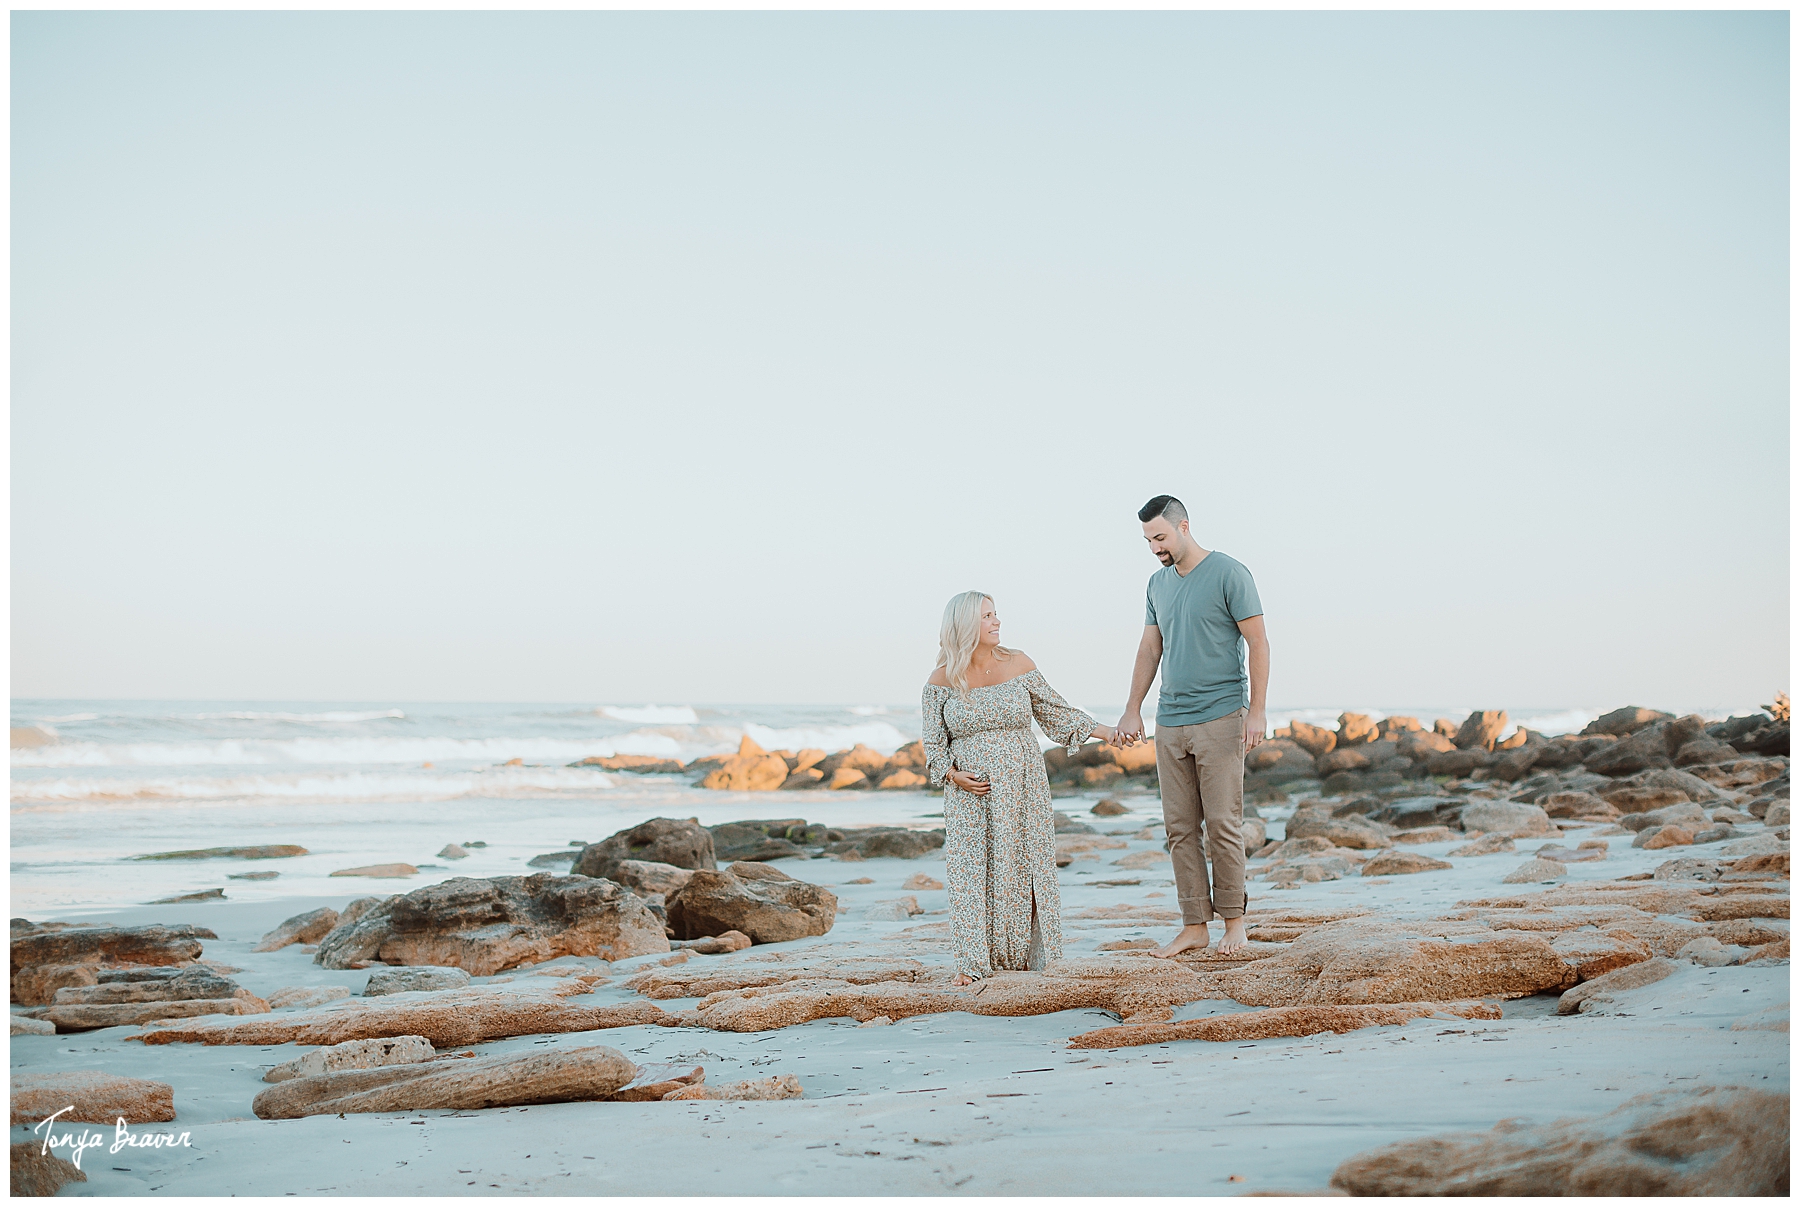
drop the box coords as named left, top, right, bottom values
left=947, top=768, right=991, bottom=796
left=1116, top=709, right=1144, bottom=747
left=1092, top=725, right=1120, bottom=747
left=1243, top=708, right=1267, bottom=753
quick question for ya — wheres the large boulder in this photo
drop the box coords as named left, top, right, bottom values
left=665, top=865, right=838, bottom=945
left=575, top=818, right=716, bottom=881
left=1285, top=809, right=1392, bottom=850
left=1329, top=1085, right=1786, bottom=1196
left=1245, top=739, right=1316, bottom=782
left=1336, top=713, right=1379, bottom=745
left=610, top=860, right=696, bottom=897
left=1584, top=722, right=1678, bottom=777
left=252, top=1044, right=637, bottom=1119
left=698, top=736, right=791, bottom=792
left=1287, top=721, right=1336, bottom=757
left=1583, top=707, right=1676, bottom=737
left=1460, top=800, right=1552, bottom=837
left=313, top=874, right=669, bottom=974
left=1453, top=711, right=1509, bottom=751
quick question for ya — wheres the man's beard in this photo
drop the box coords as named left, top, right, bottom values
left=1156, top=551, right=1174, bottom=565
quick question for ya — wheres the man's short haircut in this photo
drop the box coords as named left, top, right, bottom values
left=1138, top=495, right=1188, bottom=526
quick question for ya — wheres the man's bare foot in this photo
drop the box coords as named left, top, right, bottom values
left=1152, top=923, right=1212, bottom=959
left=951, top=974, right=975, bottom=987
left=1216, top=918, right=1249, bottom=956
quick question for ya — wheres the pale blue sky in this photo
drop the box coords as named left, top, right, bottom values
left=12, top=12, right=1789, bottom=711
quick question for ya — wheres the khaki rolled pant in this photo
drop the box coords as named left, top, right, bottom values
left=1155, top=708, right=1247, bottom=925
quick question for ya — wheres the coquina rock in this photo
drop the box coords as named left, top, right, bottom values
left=574, top=818, right=716, bottom=882
left=10, top=922, right=215, bottom=1006
left=1212, top=919, right=1577, bottom=1006
left=1284, top=810, right=1392, bottom=850
left=42, top=996, right=270, bottom=1032
left=1068, top=1000, right=1501, bottom=1048
left=252, top=1044, right=637, bottom=1118
left=697, top=736, right=791, bottom=792
left=666, top=865, right=838, bottom=945
left=10, top=1072, right=176, bottom=1125
left=263, top=1035, right=436, bottom=1082
left=1460, top=800, right=1552, bottom=837
left=313, top=874, right=669, bottom=974
left=1453, top=711, right=1509, bottom=751
left=51, top=966, right=242, bottom=1004
left=11, top=1143, right=86, bottom=1197
left=1329, top=1085, right=1787, bottom=1196
left=255, top=907, right=341, bottom=952
left=132, top=980, right=671, bottom=1048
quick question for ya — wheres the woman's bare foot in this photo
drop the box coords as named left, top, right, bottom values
left=1215, top=918, right=1250, bottom=956
left=951, top=974, right=975, bottom=987
left=1153, top=923, right=1212, bottom=959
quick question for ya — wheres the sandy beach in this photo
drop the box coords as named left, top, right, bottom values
left=11, top=716, right=1789, bottom=1196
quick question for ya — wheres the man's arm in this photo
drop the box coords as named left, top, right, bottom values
left=1238, top=614, right=1269, bottom=751
left=1115, top=625, right=1163, bottom=745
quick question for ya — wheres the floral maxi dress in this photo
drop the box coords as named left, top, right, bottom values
left=921, top=669, right=1098, bottom=981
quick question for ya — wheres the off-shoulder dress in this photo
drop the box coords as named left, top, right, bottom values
left=920, top=668, right=1098, bottom=980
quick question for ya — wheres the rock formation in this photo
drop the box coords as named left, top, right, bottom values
left=665, top=864, right=838, bottom=944
left=252, top=1044, right=638, bottom=1118
left=313, top=874, right=669, bottom=974
left=1329, top=1085, right=1787, bottom=1196
left=574, top=818, right=716, bottom=881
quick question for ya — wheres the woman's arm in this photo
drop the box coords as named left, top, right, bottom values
left=1023, top=667, right=1115, bottom=749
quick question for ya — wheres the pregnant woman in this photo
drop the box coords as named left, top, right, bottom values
left=921, top=590, right=1119, bottom=986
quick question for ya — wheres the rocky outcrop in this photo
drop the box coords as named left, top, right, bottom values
left=263, top=1035, right=436, bottom=1082
left=131, top=981, right=671, bottom=1048
left=1453, top=711, right=1509, bottom=751
left=698, top=736, right=791, bottom=791
left=10, top=922, right=217, bottom=1006
left=574, top=818, right=717, bottom=881
left=252, top=1044, right=638, bottom=1118
left=10, top=1071, right=177, bottom=1124
left=686, top=956, right=1215, bottom=1032
left=1555, top=956, right=1677, bottom=1014
left=1329, top=1085, right=1787, bottom=1196
left=255, top=907, right=340, bottom=952
left=313, top=874, right=669, bottom=974
left=11, top=1143, right=86, bottom=1197
left=666, top=865, right=838, bottom=944
left=1212, top=920, right=1577, bottom=1006
left=50, top=965, right=242, bottom=1005
left=42, top=996, right=270, bottom=1031
left=1067, top=1000, right=1500, bottom=1048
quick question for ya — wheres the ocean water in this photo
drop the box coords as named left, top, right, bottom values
left=9, top=699, right=1748, bottom=916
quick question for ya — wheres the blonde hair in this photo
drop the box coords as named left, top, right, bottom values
left=937, top=591, right=1011, bottom=694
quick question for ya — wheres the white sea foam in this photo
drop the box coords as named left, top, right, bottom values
left=599, top=705, right=700, bottom=724
left=36, top=714, right=96, bottom=724
left=740, top=721, right=912, bottom=755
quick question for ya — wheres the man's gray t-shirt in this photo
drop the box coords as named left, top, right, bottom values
left=1144, top=551, right=1264, bottom=727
